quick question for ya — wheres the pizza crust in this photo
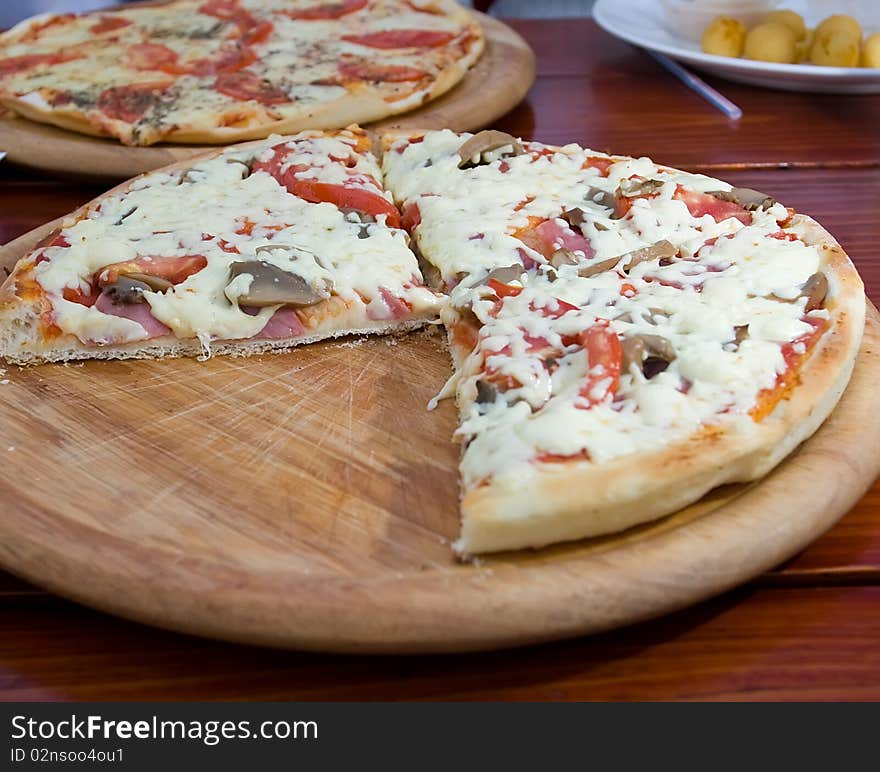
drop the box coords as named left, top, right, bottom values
left=0, top=1, right=485, bottom=146
left=0, top=132, right=437, bottom=364
left=455, top=215, right=866, bottom=555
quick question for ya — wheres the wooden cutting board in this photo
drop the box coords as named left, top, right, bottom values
left=0, top=13, right=534, bottom=180
left=0, top=221, right=879, bottom=653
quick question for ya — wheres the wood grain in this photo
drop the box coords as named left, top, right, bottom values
left=0, top=214, right=877, bottom=651
left=496, top=20, right=880, bottom=169
left=0, top=14, right=534, bottom=180
left=1, top=586, right=877, bottom=700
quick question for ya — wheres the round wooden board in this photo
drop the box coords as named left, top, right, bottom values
left=1, top=222, right=879, bottom=653
left=0, top=13, right=534, bottom=181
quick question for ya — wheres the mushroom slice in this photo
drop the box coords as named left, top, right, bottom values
left=457, top=130, right=524, bottom=168
left=227, top=260, right=329, bottom=308
left=475, top=379, right=498, bottom=405
left=801, top=271, right=828, bottom=312
left=617, top=177, right=666, bottom=198
left=102, top=276, right=152, bottom=305
left=342, top=209, right=377, bottom=225
left=225, top=157, right=252, bottom=179
left=114, top=206, right=137, bottom=226
left=708, top=187, right=776, bottom=211
left=560, top=207, right=587, bottom=228
left=119, top=272, right=174, bottom=292
left=578, top=240, right=676, bottom=279
left=550, top=249, right=580, bottom=269
left=621, top=333, right=676, bottom=378
left=577, top=255, right=621, bottom=278
left=620, top=240, right=677, bottom=271
left=481, top=264, right=524, bottom=286
left=620, top=336, right=646, bottom=373
left=639, top=334, right=677, bottom=362
left=584, top=186, right=617, bottom=210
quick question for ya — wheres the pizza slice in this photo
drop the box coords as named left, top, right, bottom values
left=383, top=129, right=865, bottom=554
left=0, top=126, right=442, bottom=364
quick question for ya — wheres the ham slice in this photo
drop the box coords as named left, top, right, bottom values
left=254, top=307, right=307, bottom=339
left=94, top=293, right=170, bottom=339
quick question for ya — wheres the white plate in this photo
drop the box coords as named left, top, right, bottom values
left=593, top=0, right=880, bottom=94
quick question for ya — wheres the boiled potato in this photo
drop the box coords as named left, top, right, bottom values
left=744, top=22, right=797, bottom=64
left=763, top=10, right=807, bottom=41
left=701, top=15, right=747, bottom=57
left=810, top=30, right=860, bottom=67
left=862, top=33, right=880, bottom=68
left=814, top=14, right=862, bottom=42
left=796, top=28, right=815, bottom=63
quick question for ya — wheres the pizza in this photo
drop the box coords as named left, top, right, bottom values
left=381, top=129, right=865, bottom=554
left=0, top=0, right=483, bottom=146
left=0, top=126, right=442, bottom=362
left=0, top=127, right=866, bottom=556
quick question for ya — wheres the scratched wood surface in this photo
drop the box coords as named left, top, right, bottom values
left=0, top=13, right=534, bottom=180
left=0, top=16, right=879, bottom=695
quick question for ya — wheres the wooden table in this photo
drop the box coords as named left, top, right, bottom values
left=1, top=19, right=878, bottom=700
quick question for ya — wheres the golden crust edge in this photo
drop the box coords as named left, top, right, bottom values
left=456, top=214, right=866, bottom=555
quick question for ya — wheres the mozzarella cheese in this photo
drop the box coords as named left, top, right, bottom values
left=34, top=130, right=441, bottom=347
left=383, top=130, right=828, bottom=490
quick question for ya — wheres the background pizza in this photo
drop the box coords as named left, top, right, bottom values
left=0, top=0, right=483, bottom=146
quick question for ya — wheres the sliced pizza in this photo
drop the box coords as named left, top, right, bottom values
left=0, top=126, right=442, bottom=364
left=0, top=0, right=483, bottom=146
left=382, top=129, right=866, bottom=554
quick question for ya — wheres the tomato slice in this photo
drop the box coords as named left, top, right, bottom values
left=751, top=317, right=827, bottom=422
left=129, top=43, right=180, bottom=72
left=516, top=216, right=594, bottom=261
left=90, top=16, right=132, bottom=34
left=35, top=230, right=71, bottom=251
left=252, top=144, right=400, bottom=226
left=535, top=449, right=591, bottom=464
left=96, top=255, right=208, bottom=287
left=401, top=202, right=422, bottom=233
left=287, top=0, right=368, bottom=19
left=0, top=52, right=74, bottom=76
left=534, top=297, right=578, bottom=320
left=338, top=60, right=428, bottom=83
left=62, top=284, right=98, bottom=307
left=342, top=29, right=456, bottom=49
left=673, top=185, right=751, bottom=225
left=583, top=156, right=615, bottom=176
left=198, top=0, right=245, bottom=21
left=290, top=180, right=401, bottom=227
left=242, top=20, right=273, bottom=46
left=214, top=71, right=290, bottom=104
left=198, top=0, right=260, bottom=36
left=487, top=278, right=523, bottom=299
left=97, top=82, right=172, bottom=123
left=535, top=218, right=594, bottom=258
left=576, top=324, right=622, bottom=408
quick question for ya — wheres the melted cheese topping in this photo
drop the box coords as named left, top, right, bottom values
left=383, top=130, right=830, bottom=490
left=34, top=129, right=440, bottom=347
left=0, top=0, right=480, bottom=145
